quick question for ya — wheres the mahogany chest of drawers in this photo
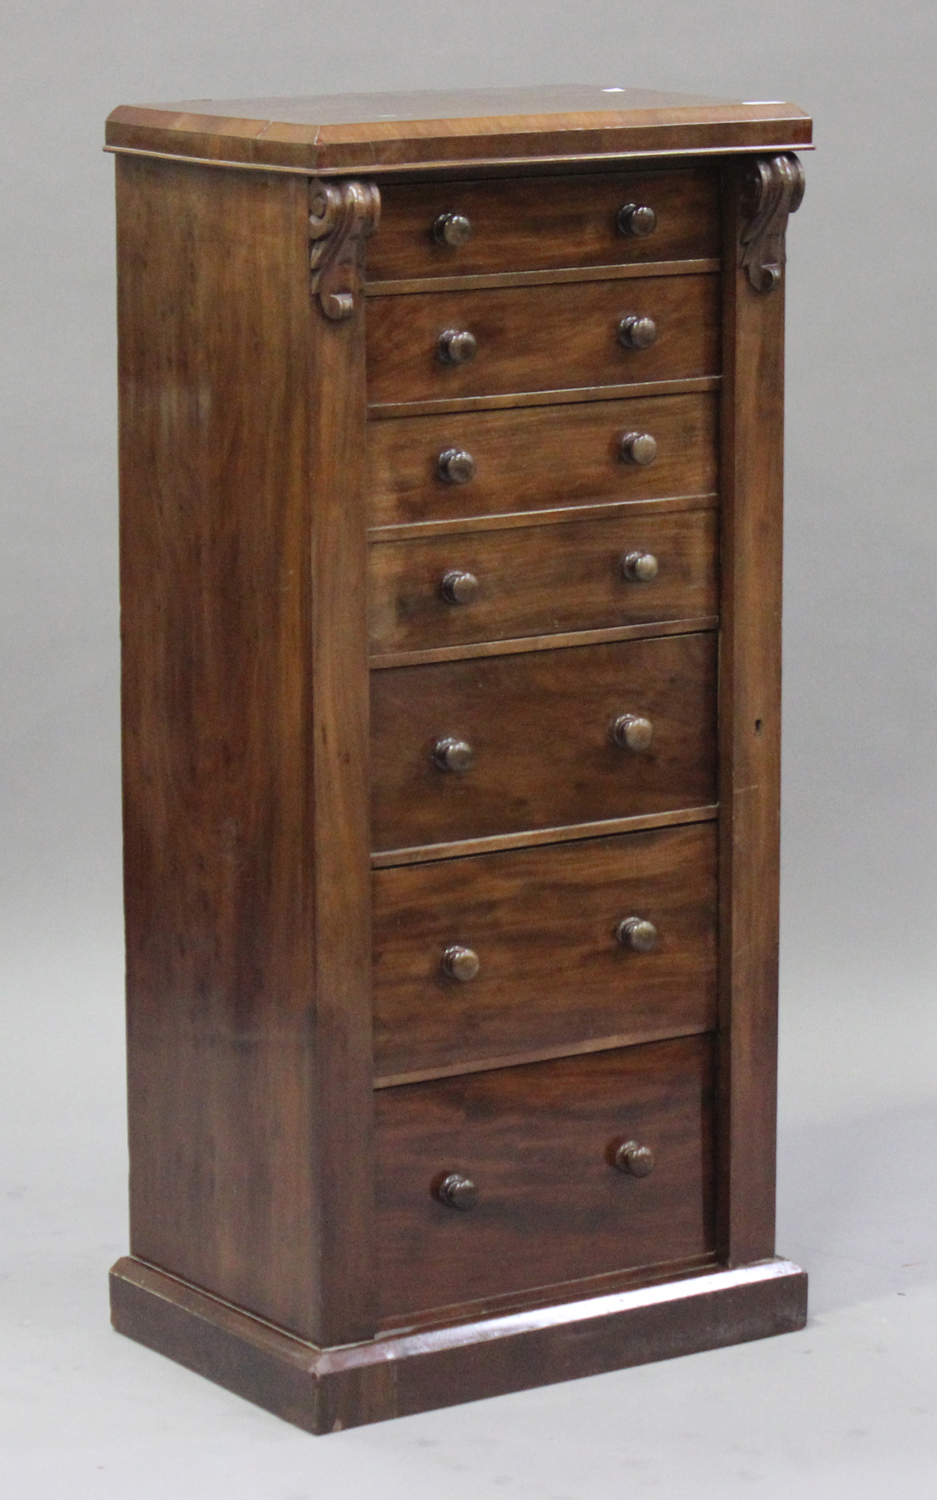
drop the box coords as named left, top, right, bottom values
left=105, top=85, right=811, bottom=1432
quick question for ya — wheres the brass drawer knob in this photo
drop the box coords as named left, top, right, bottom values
left=618, top=315, right=658, bottom=350
left=437, top=328, right=477, bottom=365
left=614, top=1139, right=656, bottom=1176
left=442, top=944, right=480, bottom=982
left=436, top=1172, right=478, bottom=1209
left=441, top=570, right=479, bottom=605
left=433, top=736, right=474, bottom=773
left=437, top=447, right=476, bottom=484
left=616, top=916, right=659, bottom=953
left=621, top=550, right=659, bottom=583
left=617, top=203, right=657, bottom=238
left=612, top=714, right=653, bottom=752
left=433, top=212, right=473, bottom=247
left=619, top=431, right=658, bottom=466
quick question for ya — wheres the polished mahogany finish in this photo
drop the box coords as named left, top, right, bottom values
left=105, top=84, right=812, bottom=175
left=372, top=823, right=717, bottom=1082
left=115, top=157, right=374, bottom=1345
left=369, top=168, right=718, bottom=280
left=371, top=632, right=717, bottom=852
left=367, top=390, right=718, bottom=532
left=376, top=1037, right=716, bottom=1320
left=368, top=508, right=717, bottom=656
left=108, top=87, right=809, bottom=1434
left=367, top=272, right=720, bottom=406
left=110, top=1254, right=808, bottom=1434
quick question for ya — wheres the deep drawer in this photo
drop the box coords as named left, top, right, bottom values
left=366, top=169, right=720, bottom=282
left=366, top=274, right=720, bottom=408
left=370, top=632, right=717, bottom=853
left=367, top=391, right=718, bottom=532
left=372, top=822, right=717, bottom=1083
left=368, top=508, right=718, bottom=657
left=376, top=1036, right=716, bottom=1321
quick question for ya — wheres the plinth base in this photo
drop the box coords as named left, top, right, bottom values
left=110, top=1255, right=807, bottom=1434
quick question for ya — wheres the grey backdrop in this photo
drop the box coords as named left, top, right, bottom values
left=2, top=3, right=936, bottom=1495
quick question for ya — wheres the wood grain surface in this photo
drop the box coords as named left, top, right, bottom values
left=368, top=507, right=718, bottom=655
left=372, top=822, right=717, bottom=1080
left=367, top=168, right=719, bottom=280
left=116, top=157, right=375, bottom=1346
left=110, top=1253, right=807, bottom=1433
left=370, top=632, right=717, bottom=851
left=367, top=390, right=718, bottom=531
left=366, top=273, right=720, bottom=406
left=375, top=1036, right=715, bottom=1320
left=117, top=158, right=317, bottom=1336
left=716, top=160, right=792, bottom=1267
left=105, top=86, right=812, bottom=174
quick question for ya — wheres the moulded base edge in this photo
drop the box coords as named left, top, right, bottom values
left=109, top=1255, right=808, bottom=1435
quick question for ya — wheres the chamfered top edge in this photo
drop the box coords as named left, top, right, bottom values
left=105, top=84, right=812, bottom=171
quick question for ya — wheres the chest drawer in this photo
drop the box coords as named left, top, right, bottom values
left=367, top=169, right=720, bottom=282
left=373, top=822, right=717, bottom=1083
left=368, top=391, right=718, bottom=532
left=366, top=274, right=720, bottom=408
left=369, top=508, right=717, bottom=657
left=370, top=632, right=716, bottom=853
left=376, top=1036, right=716, bottom=1321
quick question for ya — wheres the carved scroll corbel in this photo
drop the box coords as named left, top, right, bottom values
left=308, top=179, right=381, bottom=320
left=739, top=154, right=805, bottom=293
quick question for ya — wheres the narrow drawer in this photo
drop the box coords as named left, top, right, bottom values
left=373, top=823, right=717, bottom=1083
left=366, top=274, right=720, bottom=408
left=366, top=169, right=720, bottom=282
left=368, top=391, right=718, bottom=531
left=376, top=1037, right=716, bottom=1321
left=370, top=632, right=716, bottom=853
left=368, top=508, right=717, bottom=657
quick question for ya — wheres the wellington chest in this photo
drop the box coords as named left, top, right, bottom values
left=105, top=84, right=812, bottom=1432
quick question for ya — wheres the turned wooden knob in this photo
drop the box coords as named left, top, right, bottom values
left=437, top=329, right=477, bottom=365
left=618, top=315, right=657, bottom=350
left=619, top=431, right=658, bottom=466
left=433, top=736, right=474, bottom=772
left=612, top=714, right=653, bottom=752
left=614, top=1140, right=656, bottom=1176
left=440, top=570, right=479, bottom=604
left=436, top=1172, right=478, bottom=1209
left=442, top=944, right=480, bottom=982
left=437, top=447, right=476, bottom=484
left=617, top=203, right=657, bottom=237
left=433, top=212, right=473, bottom=247
left=616, top=916, right=659, bottom=953
left=621, top=551, right=659, bottom=583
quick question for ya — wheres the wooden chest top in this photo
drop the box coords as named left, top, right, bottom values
left=105, top=83, right=812, bottom=174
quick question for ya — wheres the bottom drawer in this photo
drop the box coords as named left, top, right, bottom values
left=376, top=1035, right=715, bottom=1322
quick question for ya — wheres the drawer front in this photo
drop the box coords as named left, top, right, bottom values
left=368, top=508, right=717, bottom=657
left=367, top=274, right=720, bottom=407
left=376, top=1037, right=716, bottom=1320
left=366, top=169, right=720, bottom=282
left=368, top=391, right=718, bottom=531
left=373, top=823, right=717, bottom=1081
left=370, top=633, right=717, bottom=853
